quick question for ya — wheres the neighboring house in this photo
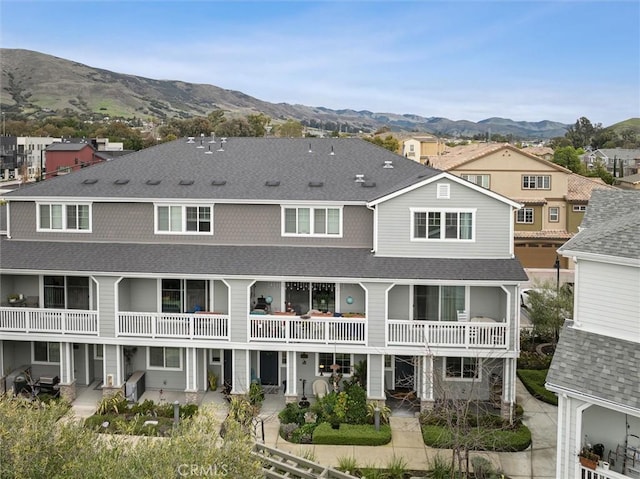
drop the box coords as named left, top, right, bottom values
left=401, top=135, right=446, bottom=164
left=546, top=190, right=640, bottom=478
left=616, top=173, right=640, bottom=190
left=521, top=146, right=554, bottom=162
left=583, top=148, right=640, bottom=178
left=44, top=142, right=102, bottom=179
left=12, top=137, right=62, bottom=181
left=427, top=142, right=616, bottom=270
left=0, top=138, right=527, bottom=419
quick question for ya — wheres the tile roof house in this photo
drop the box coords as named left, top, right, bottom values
left=0, top=137, right=527, bottom=419
left=617, top=173, right=640, bottom=190
left=546, top=189, right=640, bottom=478
left=426, top=142, right=616, bottom=270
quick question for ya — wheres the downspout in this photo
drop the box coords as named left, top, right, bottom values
left=366, top=203, right=377, bottom=253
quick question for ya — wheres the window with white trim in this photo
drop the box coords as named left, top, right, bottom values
left=317, top=353, right=352, bottom=375
left=444, top=357, right=479, bottom=380
left=208, top=349, right=222, bottom=365
left=460, top=174, right=490, bottom=189
left=548, top=207, right=559, bottom=222
left=94, top=344, right=104, bottom=360
left=282, top=206, right=342, bottom=236
left=33, top=342, right=60, bottom=364
left=412, top=209, right=474, bottom=240
left=522, top=175, right=550, bottom=190
left=437, top=183, right=450, bottom=199
left=516, top=208, right=534, bottom=224
left=155, top=205, right=212, bottom=234
left=148, top=347, right=182, bottom=370
left=572, top=205, right=587, bottom=212
left=38, top=203, right=91, bottom=231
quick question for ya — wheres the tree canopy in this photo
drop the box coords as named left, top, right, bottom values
left=363, top=135, right=400, bottom=153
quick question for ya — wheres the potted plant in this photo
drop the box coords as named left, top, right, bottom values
left=7, top=294, right=20, bottom=303
left=579, top=447, right=599, bottom=470
left=207, top=371, right=218, bottom=391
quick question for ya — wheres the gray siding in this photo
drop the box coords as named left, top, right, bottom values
left=368, top=353, right=385, bottom=399
left=388, top=285, right=409, bottom=320
left=227, top=279, right=253, bottom=343
left=375, top=179, right=512, bottom=258
left=97, top=276, right=118, bottom=338
left=103, top=344, right=120, bottom=386
left=9, top=201, right=373, bottom=248
left=362, top=282, right=392, bottom=348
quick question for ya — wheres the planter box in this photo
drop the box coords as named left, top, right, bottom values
left=579, top=456, right=598, bottom=470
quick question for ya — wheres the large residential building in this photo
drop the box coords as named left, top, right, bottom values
left=426, top=142, right=616, bottom=270
left=546, top=190, right=640, bottom=478
left=0, top=138, right=526, bottom=418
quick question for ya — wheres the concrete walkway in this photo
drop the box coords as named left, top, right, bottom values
left=71, top=378, right=557, bottom=478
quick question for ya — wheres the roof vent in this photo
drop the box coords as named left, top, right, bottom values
left=197, top=139, right=204, bottom=149
left=361, top=181, right=376, bottom=187
left=82, top=179, right=98, bottom=185
left=383, top=160, right=394, bottom=169
left=179, top=180, right=194, bottom=186
left=205, top=145, right=213, bottom=154
left=114, top=179, right=129, bottom=185
left=308, top=143, right=313, bottom=153
left=217, top=141, right=224, bottom=152
left=187, top=137, right=195, bottom=144
left=329, top=145, right=335, bottom=156
left=355, top=174, right=365, bottom=183
left=146, top=179, right=161, bottom=185
left=309, top=181, right=324, bottom=187
left=265, top=180, right=280, bottom=187
left=211, top=180, right=227, bottom=186
left=221, top=137, right=227, bottom=144
left=209, top=132, right=216, bottom=143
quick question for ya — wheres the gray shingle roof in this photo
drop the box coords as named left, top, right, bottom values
left=9, top=138, right=440, bottom=202
left=558, top=189, right=640, bottom=260
left=0, top=239, right=528, bottom=281
left=547, top=324, right=640, bottom=411
left=46, top=142, right=94, bottom=152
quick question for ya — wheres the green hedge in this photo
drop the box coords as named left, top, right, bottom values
left=421, top=423, right=531, bottom=452
left=312, top=422, right=391, bottom=446
left=517, top=369, right=558, bottom=406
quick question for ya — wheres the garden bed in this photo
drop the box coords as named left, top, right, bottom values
left=313, top=422, right=391, bottom=445
left=516, top=369, right=558, bottom=406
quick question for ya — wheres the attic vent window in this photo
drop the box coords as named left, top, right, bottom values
left=114, top=179, right=129, bottom=185
left=361, top=181, right=376, bottom=187
left=82, top=179, right=98, bottom=185
left=355, top=174, right=365, bottom=183
left=383, top=160, right=394, bottom=169
left=437, top=183, right=451, bottom=199
left=179, top=180, right=194, bottom=186
left=211, top=180, right=227, bottom=186
left=146, top=180, right=161, bottom=185
left=309, top=181, right=324, bottom=187
left=265, top=180, right=280, bottom=187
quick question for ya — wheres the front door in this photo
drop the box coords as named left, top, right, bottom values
left=223, top=350, right=233, bottom=390
left=394, top=355, right=415, bottom=390
left=259, top=350, right=279, bottom=386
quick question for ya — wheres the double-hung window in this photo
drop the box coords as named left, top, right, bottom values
left=156, top=205, right=212, bottom=234
left=412, top=209, right=474, bottom=241
left=148, top=347, right=182, bottom=370
left=317, top=352, right=352, bottom=375
left=460, top=174, right=490, bottom=189
left=38, top=203, right=91, bottom=232
left=516, top=208, right=534, bottom=224
left=522, top=175, right=550, bottom=190
left=32, top=342, right=60, bottom=364
left=282, top=206, right=342, bottom=237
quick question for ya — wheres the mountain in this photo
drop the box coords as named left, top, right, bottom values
left=1, top=48, right=570, bottom=139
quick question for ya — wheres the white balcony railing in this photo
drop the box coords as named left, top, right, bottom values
left=249, top=315, right=366, bottom=344
left=117, top=312, right=230, bottom=340
left=578, top=464, right=630, bottom=479
left=387, top=320, right=507, bottom=348
left=0, top=307, right=98, bottom=335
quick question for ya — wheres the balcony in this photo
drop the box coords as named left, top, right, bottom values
left=249, top=314, right=366, bottom=345
left=117, top=312, right=229, bottom=340
left=579, top=464, right=634, bottom=479
left=0, top=307, right=98, bottom=335
left=387, top=319, right=507, bottom=348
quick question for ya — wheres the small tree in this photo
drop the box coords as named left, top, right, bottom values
left=526, top=281, right=573, bottom=346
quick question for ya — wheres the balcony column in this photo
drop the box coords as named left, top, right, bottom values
left=420, top=354, right=435, bottom=412
left=366, top=354, right=385, bottom=404
left=231, top=349, right=250, bottom=395
left=102, top=344, right=124, bottom=398
left=501, top=357, right=517, bottom=421
left=284, top=350, right=298, bottom=403
left=184, top=347, right=199, bottom=404
left=0, top=341, right=5, bottom=394
left=58, top=342, right=76, bottom=402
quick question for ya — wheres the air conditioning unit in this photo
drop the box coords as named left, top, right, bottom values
left=106, top=374, right=114, bottom=387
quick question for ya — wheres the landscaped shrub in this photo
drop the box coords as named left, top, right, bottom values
left=291, top=423, right=317, bottom=444
left=517, top=351, right=552, bottom=370
left=517, top=369, right=558, bottom=405
left=279, top=422, right=299, bottom=442
left=278, top=402, right=307, bottom=425
left=312, top=422, right=391, bottom=446
left=421, top=422, right=531, bottom=452
left=343, top=383, right=367, bottom=424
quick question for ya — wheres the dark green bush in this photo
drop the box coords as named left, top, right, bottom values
left=279, top=423, right=299, bottom=441
left=421, top=422, right=531, bottom=452
left=517, top=351, right=552, bottom=370
left=312, top=422, right=391, bottom=446
left=344, top=384, right=367, bottom=424
left=278, top=402, right=308, bottom=425
left=517, top=369, right=558, bottom=405
left=291, top=423, right=317, bottom=444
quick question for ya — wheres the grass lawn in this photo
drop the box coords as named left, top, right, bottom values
left=517, top=369, right=558, bottom=406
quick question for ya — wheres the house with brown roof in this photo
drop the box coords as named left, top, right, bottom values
left=426, top=143, right=616, bottom=270
left=522, top=146, right=554, bottom=162
left=616, top=173, right=640, bottom=190
left=401, top=135, right=446, bottom=164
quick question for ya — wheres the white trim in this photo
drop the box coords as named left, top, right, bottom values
left=280, top=205, right=343, bottom=238
left=558, top=249, right=640, bottom=268
left=315, top=352, right=354, bottom=376
left=368, top=172, right=522, bottom=208
left=31, top=341, right=61, bottom=365
left=147, top=346, right=183, bottom=371
left=442, top=356, right=481, bottom=382
left=154, top=203, right=214, bottom=235
left=94, top=344, right=104, bottom=360
left=410, top=207, right=476, bottom=242
left=208, top=349, right=222, bottom=365
left=36, top=201, right=93, bottom=233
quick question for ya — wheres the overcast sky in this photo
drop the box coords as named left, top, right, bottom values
left=2, top=0, right=639, bottom=126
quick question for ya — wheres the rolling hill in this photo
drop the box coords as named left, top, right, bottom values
left=1, top=48, right=571, bottom=138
